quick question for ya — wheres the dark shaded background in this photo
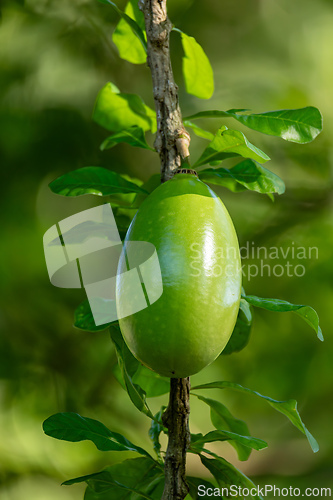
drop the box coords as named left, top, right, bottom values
left=0, top=0, right=332, bottom=498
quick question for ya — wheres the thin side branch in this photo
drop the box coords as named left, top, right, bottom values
left=140, top=0, right=189, bottom=182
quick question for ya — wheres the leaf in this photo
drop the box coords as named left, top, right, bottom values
left=195, top=395, right=253, bottom=461
left=101, top=126, right=155, bottom=151
left=230, top=107, right=323, bottom=144
left=111, top=327, right=170, bottom=398
left=93, top=83, right=156, bottom=133
left=193, top=127, right=270, bottom=168
left=49, top=167, right=148, bottom=197
left=200, top=454, right=264, bottom=500
left=183, top=120, right=214, bottom=140
left=84, top=487, right=111, bottom=500
left=185, top=107, right=323, bottom=144
left=191, top=430, right=267, bottom=453
left=222, top=299, right=253, bottom=355
left=110, top=325, right=154, bottom=418
left=108, top=174, right=146, bottom=208
left=112, top=0, right=147, bottom=64
left=149, top=407, right=166, bottom=460
left=65, top=457, right=162, bottom=500
left=132, top=368, right=170, bottom=398
left=49, top=217, right=129, bottom=246
left=199, top=159, right=285, bottom=195
left=243, top=294, right=324, bottom=341
left=186, top=477, right=217, bottom=499
left=43, top=412, right=152, bottom=457
left=191, top=381, right=319, bottom=452
left=99, top=0, right=147, bottom=52
left=74, top=299, right=115, bottom=332
left=132, top=173, right=161, bottom=208
left=176, top=30, right=214, bottom=99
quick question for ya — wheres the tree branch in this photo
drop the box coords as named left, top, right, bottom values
left=140, top=0, right=189, bottom=182
left=140, top=1, right=191, bottom=498
left=161, top=377, right=191, bottom=500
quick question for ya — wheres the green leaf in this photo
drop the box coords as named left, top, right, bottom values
left=176, top=29, right=214, bottom=99
left=49, top=167, right=148, bottom=197
left=183, top=120, right=215, bottom=140
left=101, top=126, right=155, bottom=151
left=113, top=209, right=134, bottom=239
left=99, top=0, right=147, bottom=52
left=231, top=107, right=323, bottom=144
left=93, top=83, right=156, bottom=133
left=199, top=159, right=285, bottom=195
left=84, top=487, right=110, bottom=500
left=195, top=395, right=253, bottom=461
left=185, top=107, right=323, bottom=144
left=113, top=361, right=170, bottom=398
left=149, top=407, right=166, bottom=460
left=186, top=477, right=216, bottom=499
left=74, top=299, right=115, bottom=332
left=193, top=127, right=270, bottom=168
left=191, top=381, right=319, bottom=452
left=200, top=454, right=264, bottom=500
left=112, top=0, right=147, bottom=64
left=65, top=457, right=162, bottom=500
left=110, top=325, right=154, bottom=418
left=129, top=476, right=165, bottom=500
left=222, top=299, right=253, bottom=355
left=243, top=294, right=323, bottom=341
left=48, top=220, right=113, bottom=246
left=132, top=173, right=161, bottom=208
left=185, top=109, right=244, bottom=120
left=191, top=430, right=267, bottom=452
left=50, top=207, right=132, bottom=244
left=43, top=413, right=152, bottom=456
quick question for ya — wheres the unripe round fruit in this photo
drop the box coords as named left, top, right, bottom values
left=116, top=173, right=242, bottom=378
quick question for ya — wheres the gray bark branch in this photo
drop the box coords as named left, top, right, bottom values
left=140, top=0, right=188, bottom=182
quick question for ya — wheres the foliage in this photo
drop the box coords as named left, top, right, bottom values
left=38, top=0, right=325, bottom=498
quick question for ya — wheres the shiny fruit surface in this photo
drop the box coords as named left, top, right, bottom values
left=116, top=173, right=242, bottom=378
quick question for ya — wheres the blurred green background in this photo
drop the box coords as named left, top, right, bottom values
left=0, top=0, right=332, bottom=498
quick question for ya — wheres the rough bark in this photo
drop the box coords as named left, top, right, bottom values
left=161, top=377, right=191, bottom=500
left=140, top=1, right=191, bottom=498
left=139, top=0, right=188, bottom=182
